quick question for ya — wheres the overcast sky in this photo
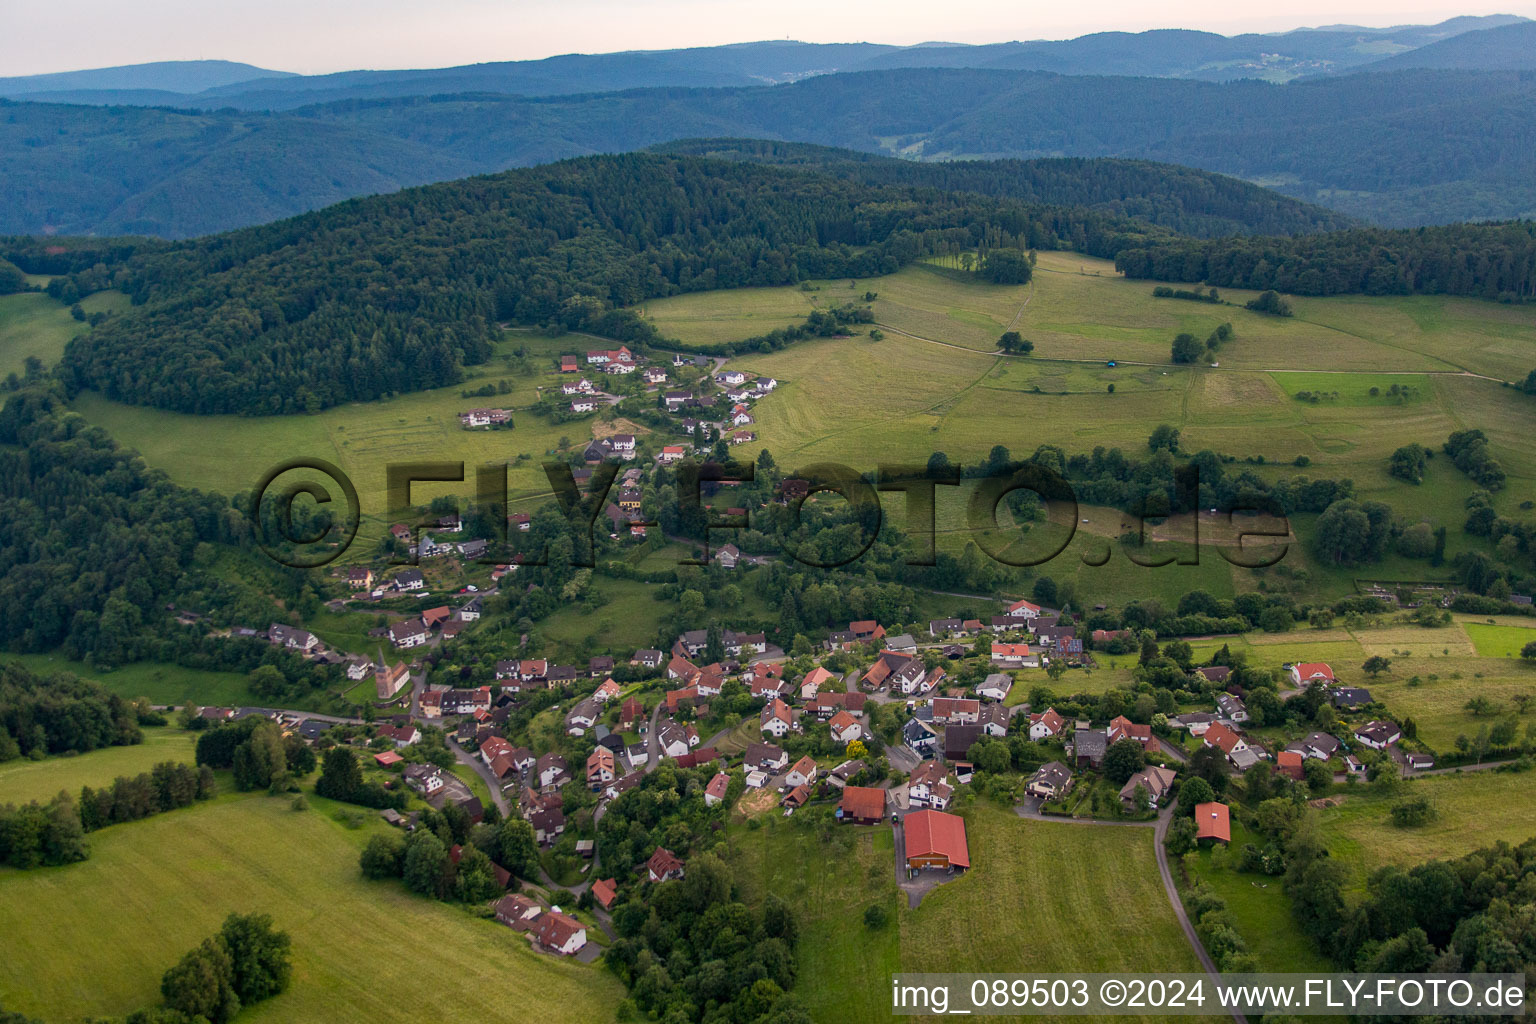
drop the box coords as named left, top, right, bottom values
left=5, top=0, right=1532, bottom=77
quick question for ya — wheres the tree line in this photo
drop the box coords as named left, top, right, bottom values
left=1116, top=221, right=1536, bottom=303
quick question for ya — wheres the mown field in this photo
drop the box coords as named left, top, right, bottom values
left=732, top=801, right=1204, bottom=1024
left=0, top=725, right=197, bottom=806
left=0, top=793, right=622, bottom=1023
left=1316, top=769, right=1536, bottom=891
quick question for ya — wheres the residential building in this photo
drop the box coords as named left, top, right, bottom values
left=1025, top=761, right=1073, bottom=800
left=906, top=762, right=953, bottom=810
left=1353, top=720, right=1402, bottom=750
left=903, top=810, right=969, bottom=872
left=647, top=847, right=685, bottom=883
left=1290, top=663, right=1336, bottom=687
left=785, top=756, right=818, bottom=789
left=977, top=673, right=1013, bottom=702
left=837, top=785, right=886, bottom=825
left=1195, top=802, right=1231, bottom=843
left=1119, top=765, right=1177, bottom=809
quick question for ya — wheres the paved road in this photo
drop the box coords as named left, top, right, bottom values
left=1155, top=737, right=1190, bottom=764
left=645, top=701, right=664, bottom=771
left=448, top=737, right=511, bottom=816
left=1153, top=801, right=1248, bottom=1024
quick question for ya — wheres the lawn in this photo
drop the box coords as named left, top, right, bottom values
left=0, top=726, right=198, bottom=806
left=1, top=653, right=268, bottom=709
left=1182, top=822, right=1332, bottom=973
left=1316, top=769, right=1536, bottom=890
left=0, top=793, right=622, bottom=1023
left=1464, top=621, right=1536, bottom=659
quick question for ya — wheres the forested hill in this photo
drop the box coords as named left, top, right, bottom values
left=44, top=154, right=1166, bottom=416
left=1115, top=221, right=1536, bottom=302
left=650, top=140, right=1358, bottom=237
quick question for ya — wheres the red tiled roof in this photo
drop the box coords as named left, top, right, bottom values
left=592, top=878, right=617, bottom=909
left=1204, top=722, right=1244, bottom=755
left=839, top=785, right=886, bottom=821
left=1195, top=802, right=1231, bottom=842
left=904, top=809, right=970, bottom=868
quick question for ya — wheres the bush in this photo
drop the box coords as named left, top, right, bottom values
left=863, top=903, right=889, bottom=929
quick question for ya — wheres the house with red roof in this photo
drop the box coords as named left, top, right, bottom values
left=799, top=666, right=835, bottom=699
left=1107, top=715, right=1155, bottom=748
left=838, top=785, right=887, bottom=825
left=991, top=642, right=1040, bottom=669
left=1290, top=663, right=1336, bottom=687
left=903, top=809, right=970, bottom=872
left=760, top=698, right=795, bottom=738
left=1028, top=707, right=1064, bottom=740
left=533, top=910, right=588, bottom=956
left=1194, top=802, right=1231, bottom=844
left=646, top=847, right=685, bottom=882
left=704, top=771, right=730, bottom=806
left=1004, top=598, right=1043, bottom=620
left=828, top=709, right=865, bottom=743
left=592, top=878, right=618, bottom=910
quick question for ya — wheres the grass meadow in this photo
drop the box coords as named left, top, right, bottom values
left=0, top=288, right=129, bottom=379
left=57, top=250, right=1536, bottom=595
left=1316, top=769, right=1536, bottom=891
left=1182, top=821, right=1333, bottom=973
left=732, top=801, right=1205, bottom=1024
left=0, top=726, right=198, bottom=806
left=0, top=793, right=622, bottom=1023
left=2, top=653, right=268, bottom=709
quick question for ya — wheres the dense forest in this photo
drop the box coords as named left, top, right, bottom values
left=4, top=64, right=1536, bottom=236
left=650, top=141, right=1357, bottom=238
left=0, top=661, right=141, bottom=759
left=39, top=154, right=1162, bottom=414
left=0, top=389, right=243, bottom=660
left=1116, top=220, right=1536, bottom=303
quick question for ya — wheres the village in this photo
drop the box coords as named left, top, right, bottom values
left=206, top=579, right=1441, bottom=964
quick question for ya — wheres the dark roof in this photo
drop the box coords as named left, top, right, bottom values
left=943, top=724, right=982, bottom=760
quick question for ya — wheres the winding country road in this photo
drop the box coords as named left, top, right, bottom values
left=1154, top=800, right=1249, bottom=1024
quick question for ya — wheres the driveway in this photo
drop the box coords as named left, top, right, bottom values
left=890, top=813, right=962, bottom=908
left=1153, top=802, right=1248, bottom=1024
left=448, top=737, right=510, bottom=816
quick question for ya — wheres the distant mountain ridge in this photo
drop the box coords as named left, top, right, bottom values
left=0, top=59, right=292, bottom=96
left=0, top=14, right=1524, bottom=110
left=1360, top=20, right=1536, bottom=70
left=4, top=64, right=1534, bottom=237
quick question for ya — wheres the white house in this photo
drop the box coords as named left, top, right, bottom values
left=1353, top=720, right=1402, bottom=750
left=977, top=673, right=1013, bottom=702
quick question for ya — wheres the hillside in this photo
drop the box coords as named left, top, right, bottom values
left=41, top=153, right=1163, bottom=414
left=651, top=140, right=1359, bottom=236
left=4, top=63, right=1535, bottom=237
left=0, top=59, right=292, bottom=96
left=1362, top=20, right=1536, bottom=70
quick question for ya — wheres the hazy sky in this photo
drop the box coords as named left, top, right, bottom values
left=4, top=0, right=1532, bottom=77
